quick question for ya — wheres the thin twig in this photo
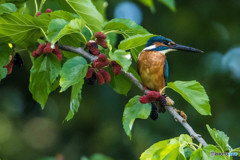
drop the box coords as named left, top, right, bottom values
left=58, top=44, right=208, bottom=147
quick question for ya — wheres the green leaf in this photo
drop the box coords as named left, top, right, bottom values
left=0, top=3, right=17, bottom=15
left=109, top=69, right=132, bottom=95
left=206, top=125, right=229, bottom=152
left=118, top=34, right=155, bottom=50
left=128, top=67, right=142, bottom=83
left=131, top=45, right=145, bottom=62
left=190, top=149, right=202, bottom=160
left=202, top=145, right=226, bottom=160
left=167, top=81, right=211, bottom=115
left=140, top=138, right=181, bottom=160
left=0, top=68, right=7, bottom=81
left=109, top=50, right=132, bottom=72
left=65, top=78, right=84, bottom=121
left=138, top=0, right=155, bottom=12
left=158, top=0, right=176, bottom=12
left=231, top=148, right=240, bottom=157
left=103, top=18, right=149, bottom=36
left=122, top=95, right=151, bottom=138
left=52, top=18, right=87, bottom=45
left=29, top=54, right=61, bottom=109
left=179, top=134, right=192, bottom=158
left=47, top=18, right=69, bottom=43
left=65, top=0, right=104, bottom=32
left=92, top=0, right=108, bottom=20
left=0, top=13, right=45, bottom=47
left=60, top=56, right=88, bottom=92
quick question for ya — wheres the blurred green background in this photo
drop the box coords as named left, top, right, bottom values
left=0, top=0, right=240, bottom=159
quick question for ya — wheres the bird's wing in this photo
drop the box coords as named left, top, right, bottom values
left=164, top=59, right=169, bottom=86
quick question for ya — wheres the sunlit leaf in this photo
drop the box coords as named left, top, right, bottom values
left=190, top=149, right=202, bottom=160
left=0, top=13, right=45, bottom=47
left=65, top=78, right=84, bottom=121
left=65, top=0, right=104, bottom=32
left=168, top=81, right=211, bottom=115
left=29, top=54, right=61, bottom=109
left=47, top=18, right=69, bottom=43
left=118, top=34, right=155, bottom=50
left=206, top=125, right=229, bottom=152
left=140, top=138, right=182, bottom=160
left=0, top=3, right=17, bottom=15
left=109, top=50, right=132, bottom=72
left=52, top=18, right=87, bottom=45
left=123, top=95, right=151, bottom=139
left=202, top=145, right=226, bottom=160
left=60, top=56, right=88, bottom=92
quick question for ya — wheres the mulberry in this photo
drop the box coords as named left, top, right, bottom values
left=111, top=61, right=121, bottom=75
left=96, top=72, right=105, bottom=85
left=99, top=69, right=111, bottom=82
left=86, top=68, right=95, bottom=79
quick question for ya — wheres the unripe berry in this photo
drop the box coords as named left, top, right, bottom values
left=36, top=12, right=42, bottom=17
left=43, top=43, right=53, bottom=53
left=99, top=69, right=111, bottom=82
left=45, top=9, right=52, bottom=13
left=86, top=68, right=95, bottom=79
left=96, top=72, right=105, bottom=84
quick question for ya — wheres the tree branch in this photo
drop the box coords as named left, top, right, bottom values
left=58, top=44, right=208, bottom=147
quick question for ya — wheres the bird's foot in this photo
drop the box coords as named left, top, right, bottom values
left=165, top=96, right=174, bottom=106
left=175, top=109, right=187, bottom=122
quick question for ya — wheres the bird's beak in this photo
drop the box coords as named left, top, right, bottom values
left=169, top=43, right=204, bottom=53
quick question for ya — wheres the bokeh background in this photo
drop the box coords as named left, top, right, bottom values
left=0, top=0, right=240, bottom=159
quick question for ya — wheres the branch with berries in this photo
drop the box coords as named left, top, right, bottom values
left=57, top=34, right=208, bottom=147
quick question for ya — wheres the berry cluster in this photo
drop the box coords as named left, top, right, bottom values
left=95, top=32, right=108, bottom=49
left=36, top=9, right=52, bottom=17
left=32, top=43, right=62, bottom=61
left=86, top=54, right=111, bottom=85
left=139, top=91, right=167, bottom=120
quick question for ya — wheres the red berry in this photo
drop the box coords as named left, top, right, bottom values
left=148, top=91, right=161, bottom=99
left=45, top=9, right=52, bottom=13
left=53, top=44, right=62, bottom=61
left=36, top=44, right=46, bottom=55
left=98, top=54, right=107, bottom=61
left=86, top=68, right=95, bottom=78
left=96, top=40, right=108, bottom=49
left=139, top=95, right=152, bottom=104
left=99, top=69, right=111, bottom=82
left=95, top=32, right=106, bottom=40
left=111, top=61, right=121, bottom=75
left=92, top=59, right=109, bottom=69
left=87, top=41, right=99, bottom=55
left=96, top=72, right=105, bottom=85
left=32, top=51, right=39, bottom=58
left=4, top=59, right=14, bottom=75
left=43, top=43, right=53, bottom=53
left=36, top=12, right=42, bottom=17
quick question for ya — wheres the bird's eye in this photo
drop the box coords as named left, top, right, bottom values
left=163, top=40, right=169, bottom=45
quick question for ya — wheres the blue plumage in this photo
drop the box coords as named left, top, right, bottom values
left=164, top=59, right=169, bottom=86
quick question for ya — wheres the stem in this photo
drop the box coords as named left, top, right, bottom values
left=34, top=0, right=38, bottom=15
left=58, top=44, right=208, bottom=147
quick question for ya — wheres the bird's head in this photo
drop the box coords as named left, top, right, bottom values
left=144, top=36, right=203, bottom=54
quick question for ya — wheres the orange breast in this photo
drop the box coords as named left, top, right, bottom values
left=138, top=50, right=166, bottom=92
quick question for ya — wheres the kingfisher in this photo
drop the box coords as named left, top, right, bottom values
left=138, top=36, right=203, bottom=94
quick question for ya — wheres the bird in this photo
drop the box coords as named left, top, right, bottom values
left=138, top=36, right=203, bottom=94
